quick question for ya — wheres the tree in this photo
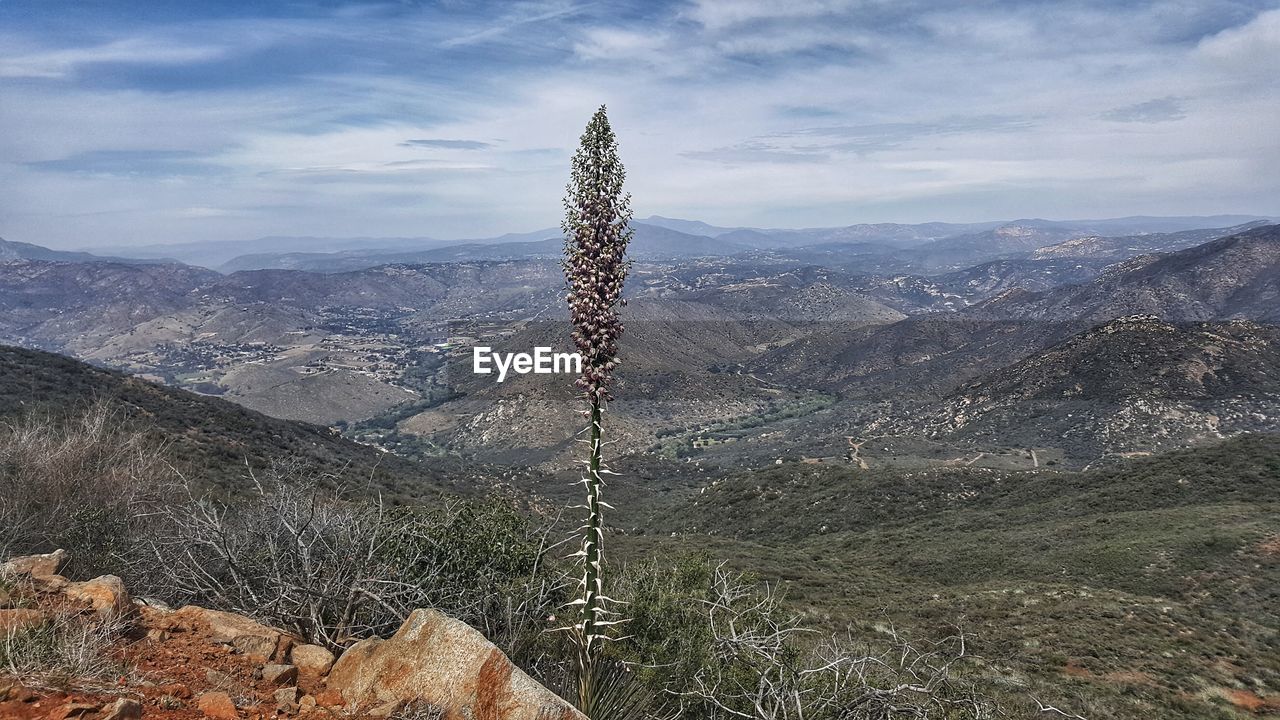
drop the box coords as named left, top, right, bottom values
left=561, top=104, right=634, bottom=716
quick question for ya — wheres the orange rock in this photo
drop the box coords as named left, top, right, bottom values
left=64, top=575, right=133, bottom=620
left=160, top=683, right=193, bottom=699
left=289, top=644, right=336, bottom=676
left=327, top=609, right=584, bottom=720
left=100, top=697, right=143, bottom=720
left=262, top=664, right=298, bottom=686
left=197, top=691, right=240, bottom=720
left=0, top=549, right=66, bottom=578
left=314, top=690, right=344, bottom=708
left=47, top=701, right=101, bottom=720
left=171, top=606, right=290, bottom=663
left=0, top=608, right=45, bottom=632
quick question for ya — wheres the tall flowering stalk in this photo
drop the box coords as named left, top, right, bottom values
left=562, top=105, right=633, bottom=715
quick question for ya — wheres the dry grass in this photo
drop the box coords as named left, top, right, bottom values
left=0, top=573, right=135, bottom=690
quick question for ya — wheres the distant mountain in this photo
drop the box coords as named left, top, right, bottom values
left=1054, top=214, right=1276, bottom=235
left=0, top=260, right=220, bottom=351
left=94, top=236, right=445, bottom=269
left=1, top=237, right=172, bottom=265
left=752, top=221, right=999, bottom=249
left=637, top=215, right=741, bottom=237
left=833, top=224, right=1083, bottom=274
left=1030, top=222, right=1269, bottom=262
left=912, top=316, right=1280, bottom=457
left=747, top=315, right=1067, bottom=397
left=973, top=224, right=1280, bottom=323
left=219, top=223, right=751, bottom=272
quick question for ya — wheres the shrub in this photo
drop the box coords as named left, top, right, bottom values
left=146, top=464, right=567, bottom=661
left=0, top=573, right=133, bottom=688
left=611, top=554, right=1001, bottom=720
left=0, top=401, right=174, bottom=579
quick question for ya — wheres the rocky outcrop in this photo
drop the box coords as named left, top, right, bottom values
left=328, top=609, right=586, bottom=720
left=160, top=606, right=295, bottom=663
left=1, top=548, right=66, bottom=578
left=1, top=550, right=584, bottom=720
left=65, top=575, right=133, bottom=620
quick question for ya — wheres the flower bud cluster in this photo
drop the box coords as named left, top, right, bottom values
left=562, top=106, right=632, bottom=402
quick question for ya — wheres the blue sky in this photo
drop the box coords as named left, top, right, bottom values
left=1, top=0, right=1278, bottom=248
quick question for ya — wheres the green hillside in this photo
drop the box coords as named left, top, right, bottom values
left=628, top=435, right=1280, bottom=718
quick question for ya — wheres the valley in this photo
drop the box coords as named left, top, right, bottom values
left=3, top=216, right=1279, bottom=719
left=3, top=219, right=1278, bottom=471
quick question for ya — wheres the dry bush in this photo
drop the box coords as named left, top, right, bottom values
left=619, top=560, right=1001, bottom=720
left=0, top=572, right=134, bottom=689
left=0, top=401, right=175, bottom=579
left=147, top=463, right=568, bottom=659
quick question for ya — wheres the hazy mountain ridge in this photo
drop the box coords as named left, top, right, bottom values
left=1, top=236, right=177, bottom=265
left=2, top=221, right=1277, bottom=469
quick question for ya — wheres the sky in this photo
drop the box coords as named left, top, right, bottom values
left=1, top=0, right=1278, bottom=249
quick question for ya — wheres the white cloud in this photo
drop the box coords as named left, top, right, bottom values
left=2, top=2, right=1278, bottom=248
left=1196, top=8, right=1280, bottom=80
left=572, top=28, right=668, bottom=62
left=0, top=37, right=227, bottom=79
left=683, top=0, right=869, bottom=31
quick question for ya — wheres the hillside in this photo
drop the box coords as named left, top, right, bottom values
left=974, top=224, right=1280, bottom=323
left=906, top=316, right=1280, bottom=457
left=0, top=238, right=171, bottom=265
left=0, top=345, right=475, bottom=499
left=636, top=432, right=1280, bottom=719
left=1030, top=221, right=1268, bottom=261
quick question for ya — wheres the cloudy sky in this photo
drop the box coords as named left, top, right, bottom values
left=1, top=0, right=1277, bottom=249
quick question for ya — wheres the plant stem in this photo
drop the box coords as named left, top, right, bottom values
left=579, top=396, right=604, bottom=712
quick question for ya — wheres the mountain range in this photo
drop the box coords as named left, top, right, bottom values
left=2, top=218, right=1278, bottom=469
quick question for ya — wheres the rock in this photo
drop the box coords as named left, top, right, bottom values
left=262, top=664, right=298, bottom=686
left=0, top=549, right=66, bottom=578
left=64, top=575, right=133, bottom=620
left=274, top=686, right=302, bottom=707
left=197, top=691, right=239, bottom=720
left=8, top=684, right=39, bottom=703
left=48, top=701, right=102, bottom=720
left=205, top=670, right=237, bottom=691
left=34, top=574, right=71, bottom=593
left=160, top=683, right=193, bottom=700
left=171, top=606, right=290, bottom=662
left=289, top=643, right=336, bottom=675
left=0, top=608, right=45, bottom=632
left=327, top=609, right=586, bottom=720
left=298, top=694, right=317, bottom=713
left=314, top=690, right=344, bottom=708
left=100, top=697, right=143, bottom=720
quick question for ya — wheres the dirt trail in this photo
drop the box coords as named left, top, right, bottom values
left=844, top=437, right=868, bottom=470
